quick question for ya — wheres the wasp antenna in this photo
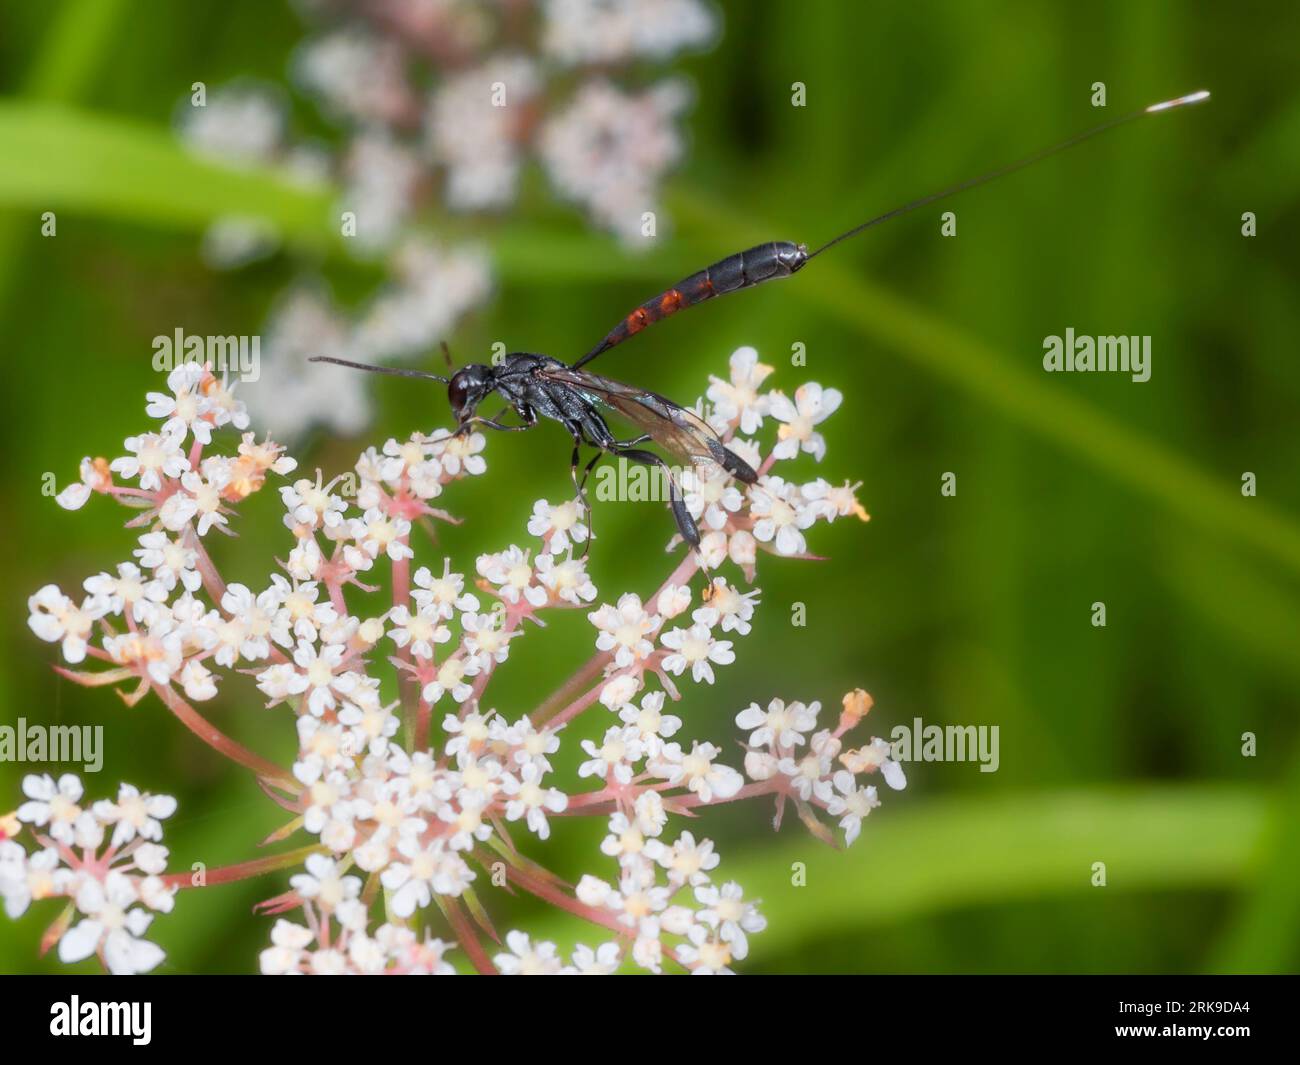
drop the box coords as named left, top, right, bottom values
left=806, top=89, right=1211, bottom=260
left=440, top=341, right=454, bottom=371
left=308, top=355, right=449, bottom=384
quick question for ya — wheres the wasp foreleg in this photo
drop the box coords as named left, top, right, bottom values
left=460, top=407, right=537, bottom=434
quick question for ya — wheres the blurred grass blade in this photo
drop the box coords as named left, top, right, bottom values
left=24, top=0, right=130, bottom=101
left=528, top=786, right=1266, bottom=966
left=0, top=0, right=131, bottom=690
left=1159, top=541, right=1300, bottom=682
left=0, top=0, right=129, bottom=303
left=1206, top=750, right=1300, bottom=973
left=733, top=787, right=1264, bottom=953
left=0, top=101, right=332, bottom=237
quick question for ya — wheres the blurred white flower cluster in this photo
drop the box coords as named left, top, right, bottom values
left=13, top=346, right=899, bottom=974
left=176, top=0, right=717, bottom=439
left=1, top=776, right=177, bottom=975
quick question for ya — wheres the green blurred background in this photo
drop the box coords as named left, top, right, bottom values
left=1, top=0, right=1298, bottom=974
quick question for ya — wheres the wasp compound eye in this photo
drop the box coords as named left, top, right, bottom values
left=448, top=374, right=470, bottom=417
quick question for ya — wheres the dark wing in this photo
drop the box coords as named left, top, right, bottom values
left=538, top=365, right=757, bottom=483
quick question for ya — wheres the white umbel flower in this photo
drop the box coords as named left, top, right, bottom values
left=769, top=383, right=842, bottom=461
left=91, top=784, right=177, bottom=849
left=60, top=871, right=165, bottom=976
left=659, top=622, right=734, bottom=684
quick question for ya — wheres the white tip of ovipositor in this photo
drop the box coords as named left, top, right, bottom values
left=1146, top=90, right=1211, bottom=114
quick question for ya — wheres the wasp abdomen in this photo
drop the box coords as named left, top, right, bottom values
left=703, top=241, right=808, bottom=295
left=576, top=241, right=809, bottom=366
left=643, top=241, right=807, bottom=321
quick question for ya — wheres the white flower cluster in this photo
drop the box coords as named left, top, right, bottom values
left=246, top=245, right=492, bottom=441
left=1, top=775, right=177, bottom=975
left=178, top=85, right=288, bottom=168
left=286, top=0, right=715, bottom=238
left=739, top=694, right=906, bottom=846
left=17, top=347, right=895, bottom=975
left=261, top=854, right=457, bottom=975
left=690, top=345, right=867, bottom=568
left=177, top=86, right=330, bottom=270
left=31, top=364, right=297, bottom=705
left=294, top=28, right=416, bottom=128
left=542, top=0, right=715, bottom=65
left=538, top=78, right=691, bottom=242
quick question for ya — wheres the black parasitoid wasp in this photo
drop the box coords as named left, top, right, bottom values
left=312, top=91, right=1209, bottom=551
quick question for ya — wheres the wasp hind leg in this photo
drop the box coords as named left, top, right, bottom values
left=566, top=424, right=648, bottom=559
left=566, top=432, right=602, bottom=558
left=575, top=451, right=604, bottom=558
left=612, top=445, right=701, bottom=550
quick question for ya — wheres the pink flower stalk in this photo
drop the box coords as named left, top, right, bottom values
left=9, top=347, right=900, bottom=974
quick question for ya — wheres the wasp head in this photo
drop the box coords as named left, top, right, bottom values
left=448, top=364, right=493, bottom=425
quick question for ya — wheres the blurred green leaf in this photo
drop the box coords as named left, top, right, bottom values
left=0, top=100, right=708, bottom=283
left=0, top=101, right=332, bottom=236
left=531, top=786, right=1267, bottom=966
